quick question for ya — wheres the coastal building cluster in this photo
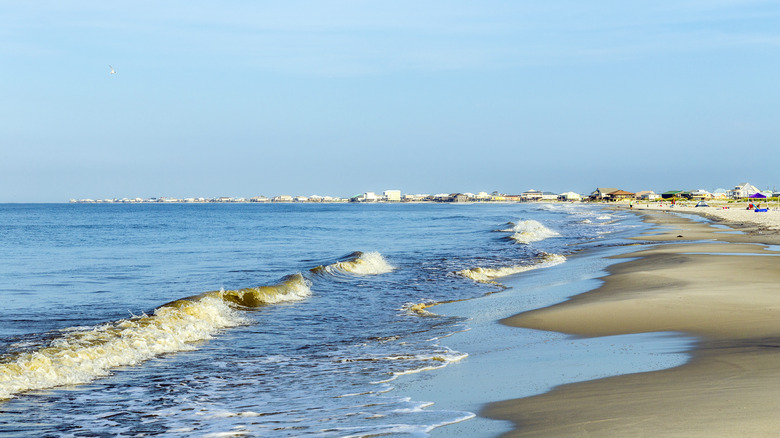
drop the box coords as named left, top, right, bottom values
left=590, top=182, right=779, bottom=202
left=69, top=183, right=777, bottom=204
left=69, top=190, right=578, bottom=204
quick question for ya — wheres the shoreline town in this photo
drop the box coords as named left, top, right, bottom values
left=480, top=197, right=780, bottom=436
left=68, top=182, right=779, bottom=204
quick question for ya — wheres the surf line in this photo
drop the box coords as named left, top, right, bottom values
left=0, top=251, right=395, bottom=400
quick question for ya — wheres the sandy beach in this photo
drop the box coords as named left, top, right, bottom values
left=484, top=205, right=780, bottom=436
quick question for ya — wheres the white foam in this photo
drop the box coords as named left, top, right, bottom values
left=373, top=351, right=469, bottom=384
left=0, top=296, right=245, bottom=400
left=457, top=254, right=566, bottom=283
left=506, top=220, right=560, bottom=244
left=318, top=251, right=395, bottom=276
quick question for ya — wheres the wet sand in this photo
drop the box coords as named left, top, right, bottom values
left=484, top=209, right=780, bottom=436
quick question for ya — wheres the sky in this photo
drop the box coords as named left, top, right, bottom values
left=2, top=1, right=780, bottom=202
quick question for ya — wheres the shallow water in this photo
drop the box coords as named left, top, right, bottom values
left=394, top=242, right=694, bottom=437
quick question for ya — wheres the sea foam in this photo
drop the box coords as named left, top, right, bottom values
left=311, top=251, right=395, bottom=276
left=505, top=220, right=561, bottom=244
left=457, top=253, right=566, bottom=283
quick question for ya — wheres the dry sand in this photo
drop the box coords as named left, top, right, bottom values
left=636, top=200, right=780, bottom=232
left=483, top=207, right=780, bottom=437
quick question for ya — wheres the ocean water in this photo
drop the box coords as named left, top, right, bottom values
left=0, top=202, right=639, bottom=436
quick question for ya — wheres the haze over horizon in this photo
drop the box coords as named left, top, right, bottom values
left=3, top=1, right=780, bottom=203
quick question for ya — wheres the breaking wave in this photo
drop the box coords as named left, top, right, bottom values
left=311, top=251, right=395, bottom=277
left=502, top=219, right=561, bottom=244
left=457, top=253, right=566, bottom=283
left=0, top=274, right=315, bottom=400
left=0, top=248, right=403, bottom=401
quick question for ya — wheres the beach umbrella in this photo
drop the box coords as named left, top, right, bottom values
left=748, top=193, right=767, bottom=210
left=749, top=193, right=767, bottom=199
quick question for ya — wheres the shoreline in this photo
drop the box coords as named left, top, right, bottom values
left=483, top=207, right=780, bottom=436
left=393, top=209, right=692, bottom=436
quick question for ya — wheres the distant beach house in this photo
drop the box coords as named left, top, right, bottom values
left=521, top=189, right=543, bottom=201
left=383, top=190, right=401, bottom=202
left=558, top=192, right=581, bottom=201
left=605, top=190, right=635, bottom=201
left=403, top=194, right=431, bottom=202
left=661, top=190, right=684, bottom=199
left=636, top=191, right=659, bottom=201
left=449, top=193, right=469, bottom=203
left=475, top=192, right=491, bottom=201
left=689, top=189, right=712, bottom=199
left=712, top=188, right=729, bottom=199
left=729, top=183, right=761, bottom=199
left=351, top=192, right=380, bottom=202
left=589, top=188, right=619, bottom=200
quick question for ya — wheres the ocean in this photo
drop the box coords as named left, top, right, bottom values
left=0, top=202, right=667, bottom=436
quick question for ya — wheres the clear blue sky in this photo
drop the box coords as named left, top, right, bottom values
left=2, top=1, right=780, bottom=202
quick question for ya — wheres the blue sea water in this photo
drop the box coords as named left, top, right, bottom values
left=0, top=202, right=644, bottom=436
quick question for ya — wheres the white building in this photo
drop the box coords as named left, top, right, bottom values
left=383, top=190, right=401, bottom=202
left=729, top=183, right=761, bottom=199
left=475, top=192, right=491, bottom=201
left=558, top=191, right=582, bottom=201
left=521, top=189, right=543, bottom=201
left=352, top=192, right=379, bottom=202
left=635, top=191, right=660, bottom=201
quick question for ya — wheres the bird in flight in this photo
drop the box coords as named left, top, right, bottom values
left=109, top=65, right=116, bottom=74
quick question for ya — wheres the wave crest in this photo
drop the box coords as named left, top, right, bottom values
left=311, top=251, right=394, bottom=276
left=0, top=295, right=245, bottom=400
left=0, top=273, right=314, bottom=400
left=457, top=253, right=566, bottom=283
left=217, top=273, right=312, bottom=307
left=505, top=220, right=560, bottom=244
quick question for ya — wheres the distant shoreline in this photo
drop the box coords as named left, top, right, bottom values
left=66, top=198, right=577, bottom=204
